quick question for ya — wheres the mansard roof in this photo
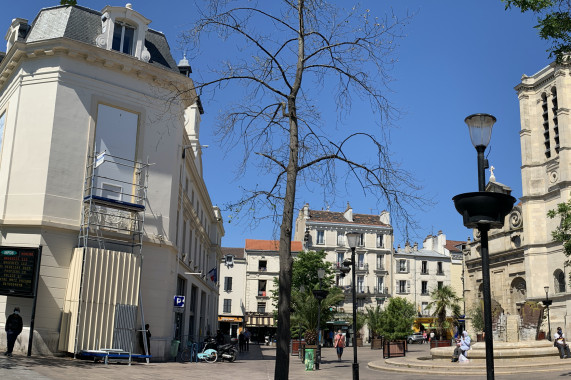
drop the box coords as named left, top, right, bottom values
left=245, top=239, right=303, bottom=253
left=221, top=247, right=245, bottom=259
left=6, top=5, right=178, bottom=72
left=395, top=248, right=450, bottom=260
left=308, top=209, right=390, bottom=227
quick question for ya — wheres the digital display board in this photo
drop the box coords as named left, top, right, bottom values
left=0, top=246, right=40, bottom=297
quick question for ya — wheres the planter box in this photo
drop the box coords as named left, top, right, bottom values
left=371, top=338, right=383, bottom=350
left=477, top=334, right=484, bottom=342
left=430, top=339, right=452, bottom=348
left=291, top=339, right=305, bottom=356
left=356, top=337, right=363, bottom=347
left=383, top=340, right=406, bottom=359
left=537, top=331, right=546, bottom=340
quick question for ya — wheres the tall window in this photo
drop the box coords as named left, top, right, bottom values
left=357, top=276, right=364, bottom=293
left=112, top=21, right=135, bottom=55
left=257, top=302, right=266, bottom=313
left=421, top=261, right=428, bottom=274
left=317, top=230, right=325, bottom=245
left=421, top=281, right=428, bottom=295
left=258, top=280, right=267, bottom=296
left=398, top=259, right=407, bottom=273
left=358, top=233, right=364, bottom=246
left=337, top=252, right=344, bottom=267
left=337, top=232, right=345, bottom=246
left=224, top=277, right=232, bottom=291
left=437, top=262, right=443, bottom=275
left=376, top=276, right=384, bottom=293
left=376, top=233, right=383, bottom=248
left=357, top=253, right=365, bottom=269
left=552, top=87, right=560, bottom=154
left=438, top=281, right=443, bottom=290
left=398, top=280, right=407, bottom=293
left=421, top=302, right=428, bottom=316
left=259, top=260, right=267, bottom=272
left=376, top=255, right=384, bottom=270
left=223, top=299, right=231, bottom=313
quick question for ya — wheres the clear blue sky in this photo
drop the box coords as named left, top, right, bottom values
left=2, top=1, right=551, bottom=248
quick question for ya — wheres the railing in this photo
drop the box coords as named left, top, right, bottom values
left=436, top=271, right=444, bottom=275
left=421, top=270, right=429, bottom=275
left=356, top=263, right=368, bottom=271
left=259, top=267, right=267, bottom=272
left=375, top=264, right=386, bottom=272
left=257, top=291, right=267, bottom=297
left=373, top=286, right=389, bottom=295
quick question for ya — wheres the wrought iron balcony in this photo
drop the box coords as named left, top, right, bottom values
left=373, top=286, right=389, bottom=295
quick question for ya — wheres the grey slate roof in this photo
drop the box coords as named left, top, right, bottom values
left=9, top=5, right=179, bottom=72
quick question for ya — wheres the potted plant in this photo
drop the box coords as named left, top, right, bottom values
left=377, top=297, right=416, bottom=358
left=468, top=301, right=485, bottom=342
left=427, top=285, right=461, bottom=347
left=366, top=305, right=384, bottom=349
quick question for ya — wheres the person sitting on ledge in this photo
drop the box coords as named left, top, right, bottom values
left=554, top=327, right=571, bottom=359
left=452, top=331, right=471, bottom=362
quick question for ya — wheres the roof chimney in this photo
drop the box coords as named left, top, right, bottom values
left=344, top=202, right=353, bottom=222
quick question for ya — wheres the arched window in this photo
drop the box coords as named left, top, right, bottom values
left=510, top=277, right=526, bottom=303
left=554, top=269, right=566, bottom=293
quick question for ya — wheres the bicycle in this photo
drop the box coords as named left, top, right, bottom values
left=178, top=340, right=217, bottom=363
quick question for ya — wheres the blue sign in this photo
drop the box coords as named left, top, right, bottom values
left=174, top=295, right=185, bottom=308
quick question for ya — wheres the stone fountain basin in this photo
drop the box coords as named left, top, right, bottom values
left=431, top=340, right=559, bottom=359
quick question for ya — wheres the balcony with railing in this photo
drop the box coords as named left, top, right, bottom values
left=373, top=286, right=389, bottom=296
left=436, top=270, right=445, bottom=276
left=355, top=263, right=368, bottom=272
left=374, top=264, right=387, bottom=273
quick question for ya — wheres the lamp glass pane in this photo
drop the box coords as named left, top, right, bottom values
left=346, top=232, right=359, bottom=248
left=465, top=114, right=496, bottom=148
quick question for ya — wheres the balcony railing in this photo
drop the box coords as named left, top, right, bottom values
left=356, top=263, right=368, bottom=271
left=257, top=291, right=268, bottom=297
left=373, top=286, right=389, bottom=295
left=420, top=270, right=429, bottom=275
left=436, top=270, right=444, bottom=275
left=374, top=264, right=387, bottom=272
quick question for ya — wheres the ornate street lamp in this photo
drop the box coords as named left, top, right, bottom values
left=312, top=268, right=328, bottom=370
left=543, top=286, right=552, bottom=341
left=453, top=113, right=515, bottom=380
left=345, top=231, right=360, bottom=380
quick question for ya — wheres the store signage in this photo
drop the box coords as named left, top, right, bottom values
left=0, top=246, right=40, bottom=297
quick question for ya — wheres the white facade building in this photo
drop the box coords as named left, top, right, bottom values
left=218, top=247, right=247, bottom=338
left=0, top=4, right=223, bottom=360
left=294, top=203, right=393, bottom=320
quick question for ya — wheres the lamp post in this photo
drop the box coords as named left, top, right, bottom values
left=453, top=114, right=515, bottom=380
left=312, top=268, right=329, bottom=370
left=345, top=232, right=360, bottom=380
left=544, top=286, right=552, bottom=341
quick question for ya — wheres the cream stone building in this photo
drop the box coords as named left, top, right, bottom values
left=294, top=203, right=393, bottom=337
left=218, top=247, right=247, bottom=338
left=393, top=232, right=461, bottom=317
left=0, top=4, right=223, bottom=360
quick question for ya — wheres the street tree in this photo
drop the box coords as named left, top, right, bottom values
left=181, top=2, right=423, bottom=378
left=547, top=197, right=571, bottom=274
left=427, top=285, right=462, bottom=339
left=503, top=0, right=571, bottom=61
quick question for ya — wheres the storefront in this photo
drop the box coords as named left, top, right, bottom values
left=218, top=316, right=244, bottom=339
left=245, top=312, right=276, bottom=344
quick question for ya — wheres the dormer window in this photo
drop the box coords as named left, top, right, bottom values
left=112, top=21, right=135, bottom=55
left=97, top=4, right=151, bottom=62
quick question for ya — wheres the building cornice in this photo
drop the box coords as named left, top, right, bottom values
left=0, top=38, right=198, bottom=107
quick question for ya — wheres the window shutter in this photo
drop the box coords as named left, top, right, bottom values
left=406, top=260, right=410, bottom=272
left=396, top=280, right=399, bottom=293
left=407, top=280, right=410, bottom=293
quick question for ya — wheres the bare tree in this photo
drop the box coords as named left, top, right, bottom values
left=180, top=1, right=424, bottom=378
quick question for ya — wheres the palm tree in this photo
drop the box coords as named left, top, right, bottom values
left=427, top=285, right=461, bottom=340
left=365, top=305, right=383, bottom=339
left=291, top=286, right=344, bottom=342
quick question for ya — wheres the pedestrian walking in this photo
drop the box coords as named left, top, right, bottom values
left=244, top=328, right=251, bottom=351
left=333, top=329, right=345, bottom=362
left=4, top=307, right=23, bottom=357
left=238, top=330, right=245, bottom=352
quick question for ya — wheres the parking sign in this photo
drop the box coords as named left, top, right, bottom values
left=174, top=295, right=185, bottom=307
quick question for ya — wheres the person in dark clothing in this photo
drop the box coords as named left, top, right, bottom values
left=4, top=307, right=23, bottom=357
left=140, top=323, right=151, bottom=355
left=216, top=330, right=225, bottom=346
left=238, top=330, right=245, bottom=352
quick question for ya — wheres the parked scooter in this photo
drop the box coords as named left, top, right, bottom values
left=204, top=337, right=238, bottom=362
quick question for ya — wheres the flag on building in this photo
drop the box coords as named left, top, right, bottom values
left=207, top=267, right=217, bottom=282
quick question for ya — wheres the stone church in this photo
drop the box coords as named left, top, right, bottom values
left=465, top=59, right=571, bottom=339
